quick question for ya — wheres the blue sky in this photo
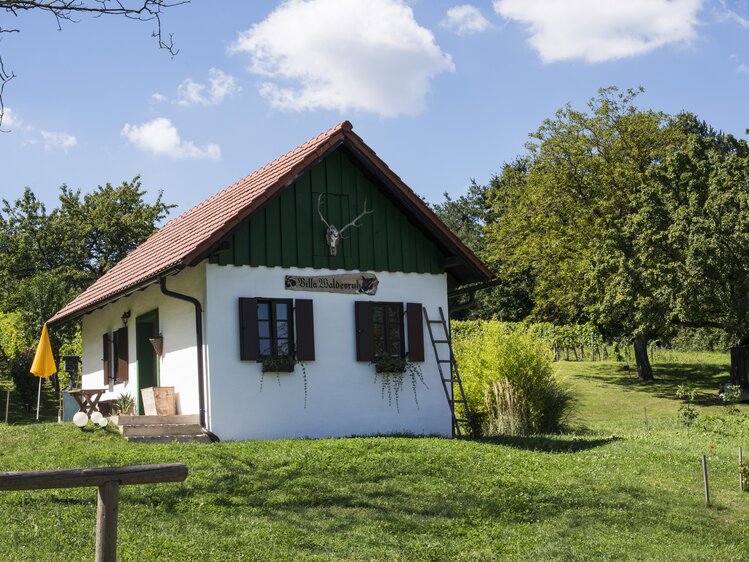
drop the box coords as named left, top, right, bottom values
left=1, top=0, right=748, bottom=217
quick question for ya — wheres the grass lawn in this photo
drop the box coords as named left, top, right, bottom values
left=2, top=352, right=749, bottom=560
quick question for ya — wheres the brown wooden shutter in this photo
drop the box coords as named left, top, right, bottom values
left=239, top=298, right=259, bottom=360
left=115, top=327, right=129, bottom=382
left=355, top=301, right=374, bottom=361
left=406, top=303, right=425, bottom=362
left=102, top=333, right=110, bottom=385
left=294, top=299, right=315, bottom=361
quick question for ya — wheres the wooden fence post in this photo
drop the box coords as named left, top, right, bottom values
left=96, top=480, right=120, bottom=562
left=0, top=463, right=187, bottom=561
left=740, top=447, right=744, bottom=492
left=702, top=454, right=710, bottom=506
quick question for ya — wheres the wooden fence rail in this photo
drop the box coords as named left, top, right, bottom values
left=0, top=463, right=188, bottom=562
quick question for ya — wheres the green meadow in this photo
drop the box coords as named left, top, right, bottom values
left=2, top=352, right=749, bottom=561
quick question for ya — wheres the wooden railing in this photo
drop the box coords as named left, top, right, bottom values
left=0, top=463, right=188, bottom=562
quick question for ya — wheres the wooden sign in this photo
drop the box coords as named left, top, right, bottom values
left=285, top=273, right=378, bottom=295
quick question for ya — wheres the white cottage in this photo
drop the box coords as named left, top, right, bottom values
left=49, top=122, right=493, bottom=441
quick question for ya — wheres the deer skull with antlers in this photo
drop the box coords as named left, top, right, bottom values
left=317, top=194, right=373, bottom=256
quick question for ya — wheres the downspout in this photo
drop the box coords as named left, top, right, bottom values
left=159, top=275, right=219, bottom=442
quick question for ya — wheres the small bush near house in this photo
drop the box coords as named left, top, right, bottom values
left=452, top=321, right=574, bottom=436
left=5, top=347, right=37, bottom=412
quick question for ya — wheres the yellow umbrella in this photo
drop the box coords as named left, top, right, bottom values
left=30, top=324, right=57, bottom=421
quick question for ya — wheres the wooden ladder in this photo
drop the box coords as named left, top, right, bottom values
left=423, top=306, right=472, bottom=438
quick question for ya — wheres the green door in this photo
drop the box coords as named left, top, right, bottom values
left=136, top=309, right=159, bottom=415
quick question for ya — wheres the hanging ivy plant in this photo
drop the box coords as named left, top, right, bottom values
left=371, top=356, right=427, bottom=412
left=374, top=355, right=407, bottom=374
left=261, top=354, right=295, bottom=373
left=258, top=352, right=309, bottom=408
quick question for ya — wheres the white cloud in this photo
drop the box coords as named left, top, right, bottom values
left=176, top=80, right=206, bottom=106
left=121, top=117, right=221, bottom=160
left=229, top=0, right=454, bottom=117
left=493, top=0, right=703, bottom=63
left=1, top=107, right=34, bottom=134
left=441, top=5, right=491, bottom=35
left=2, top=107, right=21, bottom=129
left=40, top=130, right=77, bottom=152
left=714, top=0, right=749, bottom=27
left=151, top=92, right=167, bottom=102
left=176, top=68, right=241, bottom=106
left=729, top=53, right=749, bottom=74
left=2, top=109, right=74, bottom=148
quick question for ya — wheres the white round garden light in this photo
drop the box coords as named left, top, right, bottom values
left=97, top=416, right=108, bottom=428
left=72, top=412, right=88, bottom=428
left=90, top=411, right=103, bottom=424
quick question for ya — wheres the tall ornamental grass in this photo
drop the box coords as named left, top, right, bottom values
left=452, top=320, right=574, bottom=436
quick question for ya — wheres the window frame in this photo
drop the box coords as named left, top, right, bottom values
left=256, top=298, right=295, bottom=359
left=370, top=301, right=405, bottom=359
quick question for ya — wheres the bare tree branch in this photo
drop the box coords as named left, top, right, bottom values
left=0, top=55, right=16, bottom=132
left=0, top=0, right=187, bottom=127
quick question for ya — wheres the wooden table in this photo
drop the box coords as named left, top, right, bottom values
left=69, top=389, right=107, bottom=416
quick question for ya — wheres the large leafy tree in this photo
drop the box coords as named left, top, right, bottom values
left=485, top=87, right=682, bottom=379
left=653, top=116, right=749, bottom=344
left=433, top=167, right=534, bottom=321
left=0, top=176, right=173, bottom=298
left=52, top=177, right=175, bottom=287
left=0, top=177, right=173, bottom=397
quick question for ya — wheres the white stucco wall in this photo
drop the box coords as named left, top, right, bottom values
left=204, top=265, right=452, bottom=441
left=81, top=263, right=206, bottom=415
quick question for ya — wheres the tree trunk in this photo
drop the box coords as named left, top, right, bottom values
left=633, top=333, right=654, bottom=381
left=730, top=345, right=749, bottom=389
left=52, top=373, right=60, bottom=402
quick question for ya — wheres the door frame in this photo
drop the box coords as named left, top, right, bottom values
left=136, top=309, right=160, bottom=415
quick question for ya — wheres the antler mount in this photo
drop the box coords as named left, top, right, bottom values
left=317, top=193, right=373, bottom=256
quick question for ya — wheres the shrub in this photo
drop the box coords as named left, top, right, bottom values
left=4, top=347, right=37, bottom=412
left=676, top=384, right=698, bottom=426
left=670, top=327, right=732, bottom=352
left=452, top=321, right=574, bottom=436
left=721, top=384, right=742, bottom=415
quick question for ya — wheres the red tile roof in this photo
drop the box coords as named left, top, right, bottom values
left=49, top=121, right=492, bottom=325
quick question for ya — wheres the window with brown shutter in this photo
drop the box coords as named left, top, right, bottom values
left=115, top=327, right=129, bottom=382
left=239, top=298, right=302, bottom=361
left=257, top=299, right=294, bottom=357
left=355, top=301, right=374, bottom=361
left=295, top=299, right=315, bottom=361
left=102, top=332, right=110, bottom=385
left=406, top=303, right=425, bottom=362
left=356, top=301, right=406, bottom=361
left=239, top=298, right=259, bottom=360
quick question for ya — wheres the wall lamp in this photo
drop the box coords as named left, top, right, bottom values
left=121, top=310, right=131, bottom=326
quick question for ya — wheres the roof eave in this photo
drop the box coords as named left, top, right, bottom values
left=46, top=265, right=183, bottom=327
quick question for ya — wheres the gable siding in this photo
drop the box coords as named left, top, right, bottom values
left=210, top=149, right=443, bottom=274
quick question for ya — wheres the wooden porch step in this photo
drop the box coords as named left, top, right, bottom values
left=120, top=423, right=203, bottom=438
left=114, top=414, right=199, bottom=426
left=126, top=434, right=211, bottom=444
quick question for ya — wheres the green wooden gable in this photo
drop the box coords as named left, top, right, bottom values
left=208, top=148, right=444, bottom=274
